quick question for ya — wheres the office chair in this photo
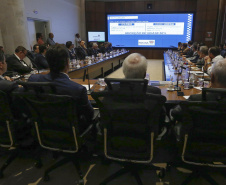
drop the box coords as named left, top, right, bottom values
left=13, top=82, right=94, bottom=184
left=92, top=78, right=167, bottom=185
left=178, top=88, right=226, bottom=185
left=0, top=90, right=41, bottom=178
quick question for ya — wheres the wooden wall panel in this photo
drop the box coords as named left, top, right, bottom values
left=85, top=0, right=222, bottom=58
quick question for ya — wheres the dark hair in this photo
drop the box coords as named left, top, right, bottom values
left=188, top=41, right=193, bottom=45
left=36, top=33, right=42, bottom=41
left=183, top=43, right=187, bottom=48
left=39, top=44, right=47, bottom=53
left=178, top=42, right=182, bottom=46
left=15, top=46, right=27, bottom=53
left=75, top=33, right=79, bottom=37
left=0, top=52, right=5, bottom=63
left=66, top=41, right=73, bottom=49
left=193, top=44, right=198, bottom=50
left=46, top=45, right=69, bottom=79
left=209, top=46, right=221, bottom=57
left=33, top=44, right=39, bottom=51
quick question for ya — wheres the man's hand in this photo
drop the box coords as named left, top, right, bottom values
left=4, top=76, right=12, bottom=81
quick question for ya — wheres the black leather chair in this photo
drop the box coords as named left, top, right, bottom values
left=91, top=78, right=167, bottom=185
left=13, top=82, right=94, bottom=184
left=178, top=88, right=226, bottom=185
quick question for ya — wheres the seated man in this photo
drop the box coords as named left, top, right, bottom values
left=204, top=46, right=224, bottom=75
left=46, top=33, right=56, bottom=46
left=76, top=40, right=88, bottom=60
left=66, top=41, right=76, bottom=60
left=194, top=45, right=208, bottom=68
left=0, top=52, right=18, bottom=92
left=171, top=58, right=226, bottom=121
left=87, top=43, right=100, bottom=57
left=34, top=44, right=49, bottom=70
left=6, top=46, right=33, bottom=75
left=28, top=45, right=94, bottom=132
left=183, top=44, right=199, bottom=64
left=100, top=42, right=110, bottom=54
left=181, top=43, right=190, bottom=56
left=122, top=53, right=161, bottom=94
left=185, top=41, right=194, bottom=58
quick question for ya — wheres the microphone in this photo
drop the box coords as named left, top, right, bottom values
left=174, top=70, right=181, bottom=91
left=82, top=68, right=92, bottom=95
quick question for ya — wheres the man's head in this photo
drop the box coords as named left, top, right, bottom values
left=92, top=43, right=98, bottom=49
left=39, top=44, right=47, bottom=55
left=49, top=33, right=54, bottom=39
left=123, top=53, right=147, bottom=79
left=211, top=59, right=226, bottom=88
left=192, top=44, right=198, bottom=52
left=182, top=43, right=188, bottom=49
left=178, top=42, right=182, bottom=47
left=33, top=44, right=39, bottom=54
left=36, top=33, right=43, bottom=39
left=188, top=41, right=193, bottom=47
left=104, top=42, right=109, bottom=48
left=208, top=46, right=221, bottom=59
left=0, top=46, right=4, bottom=53
left=15, top=46, right=27, bottom=60
left=80, top=40, right=86, bottom=47
left=66, top=41, right=73, bottom=49
left=0, top=52, right=7, bottom=75
left=198, top=46, right=208, bottom=58
left=75, top=33, right=80, bottom=38
left=46, top=45, right=69, bottom=76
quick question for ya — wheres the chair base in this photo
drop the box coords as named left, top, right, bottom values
left=43, top=155, right=83, bottom=183
left=181, top=170, right=219, bottom=185
left=100, top=163, right=165, bottom=185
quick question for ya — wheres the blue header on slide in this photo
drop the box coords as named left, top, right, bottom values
left=107, top=13, right=194, bottom=48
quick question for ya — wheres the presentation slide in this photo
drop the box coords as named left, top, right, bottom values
left=107, top=13, right=194, bottom=48
left=88, top=32, right=105, bottom=42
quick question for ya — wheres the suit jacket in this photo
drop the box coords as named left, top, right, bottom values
left=68, top=49, right=77, bottom=60
left=0, top=78, right=19, bottom=93
left=6, top=54, right=32, bottom=75
left=34, top=54, right=49, bottom=70
left=28, top=73, right=94, bottom=130
left=76, top=46, right=88, bottom=60
left=87, top=48, right=100, bottom=57
left=171, top=92, right=223, bottom=122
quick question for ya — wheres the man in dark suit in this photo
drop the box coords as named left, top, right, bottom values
left=122, top=53, right=161, bottom=94
left=34, top=44, right=49, bottom=70
left=6, top=46, right=33, bottom=75
left=87, top=42, right=100, bottom=57
left=76, top=40, right=88, bottom=60
left=0, top=52, right=18, bottom=92
left=28, top=45, right=94, bottom=132
left=171, top=58, right=226, bottom=121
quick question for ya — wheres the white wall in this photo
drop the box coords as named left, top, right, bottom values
left=24, top=0, right=82, bottom=45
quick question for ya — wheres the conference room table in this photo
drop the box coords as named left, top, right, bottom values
left=71, top=79, right=202, bottom=105
left=68, top=51, right=129, bottom=79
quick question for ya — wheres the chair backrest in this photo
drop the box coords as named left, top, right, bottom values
left=13, top=90, right=81, bottom=154
left=180, top=100, right=226, bottom=166
left=17, top=81, right=56, bottom=94
left=104, top=78, right=148, bottom=102
left=202, top=88, right=226, bottom=101
left=0, top=90, right=14, bottom=148
left=92, top=79, right=166, bottom=164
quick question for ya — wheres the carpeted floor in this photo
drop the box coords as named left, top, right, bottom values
left=106, top=59, right=164, bottom=81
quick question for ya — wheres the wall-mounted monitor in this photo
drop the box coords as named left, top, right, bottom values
left=88, top=31, right=105, bottom=42
left=107, top=13, right=194, bottom=48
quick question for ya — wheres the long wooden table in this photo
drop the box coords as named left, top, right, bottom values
left=71, top=79, right=202, bottom=103
left=68, top=52, right=129, bottom=79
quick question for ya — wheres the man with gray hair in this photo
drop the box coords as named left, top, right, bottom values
left=171, top=58, right=226, bottom=121
left=122, top=53, right=161, bottom=95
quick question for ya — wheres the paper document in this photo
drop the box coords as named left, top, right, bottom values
left=194, top=87, right=202, bottom=90
left=183, top=96, right=190, bottom=99
left=82, top=85, right=93, bottom=90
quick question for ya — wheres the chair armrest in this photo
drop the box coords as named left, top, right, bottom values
left=79, top=124, right=93, bottom=138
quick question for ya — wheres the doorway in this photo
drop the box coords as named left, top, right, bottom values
left=27, top=18, right=51, bottom=50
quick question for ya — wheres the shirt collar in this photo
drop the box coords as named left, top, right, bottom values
left=14, top=53, right=21, bottom=61
left=0, top=75, right=4, bottom=80
left=60, top=72, right=70, bottom=78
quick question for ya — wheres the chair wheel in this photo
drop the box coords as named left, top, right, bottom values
left=78, top=179, right=84, bottom=185
left=43, top=174, right=50, bottom=182
left=158, top=168, right=165, bottom=179
left=0, top=171, right=4, bottom=179
left=35, top=161, right=43, bottom=169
